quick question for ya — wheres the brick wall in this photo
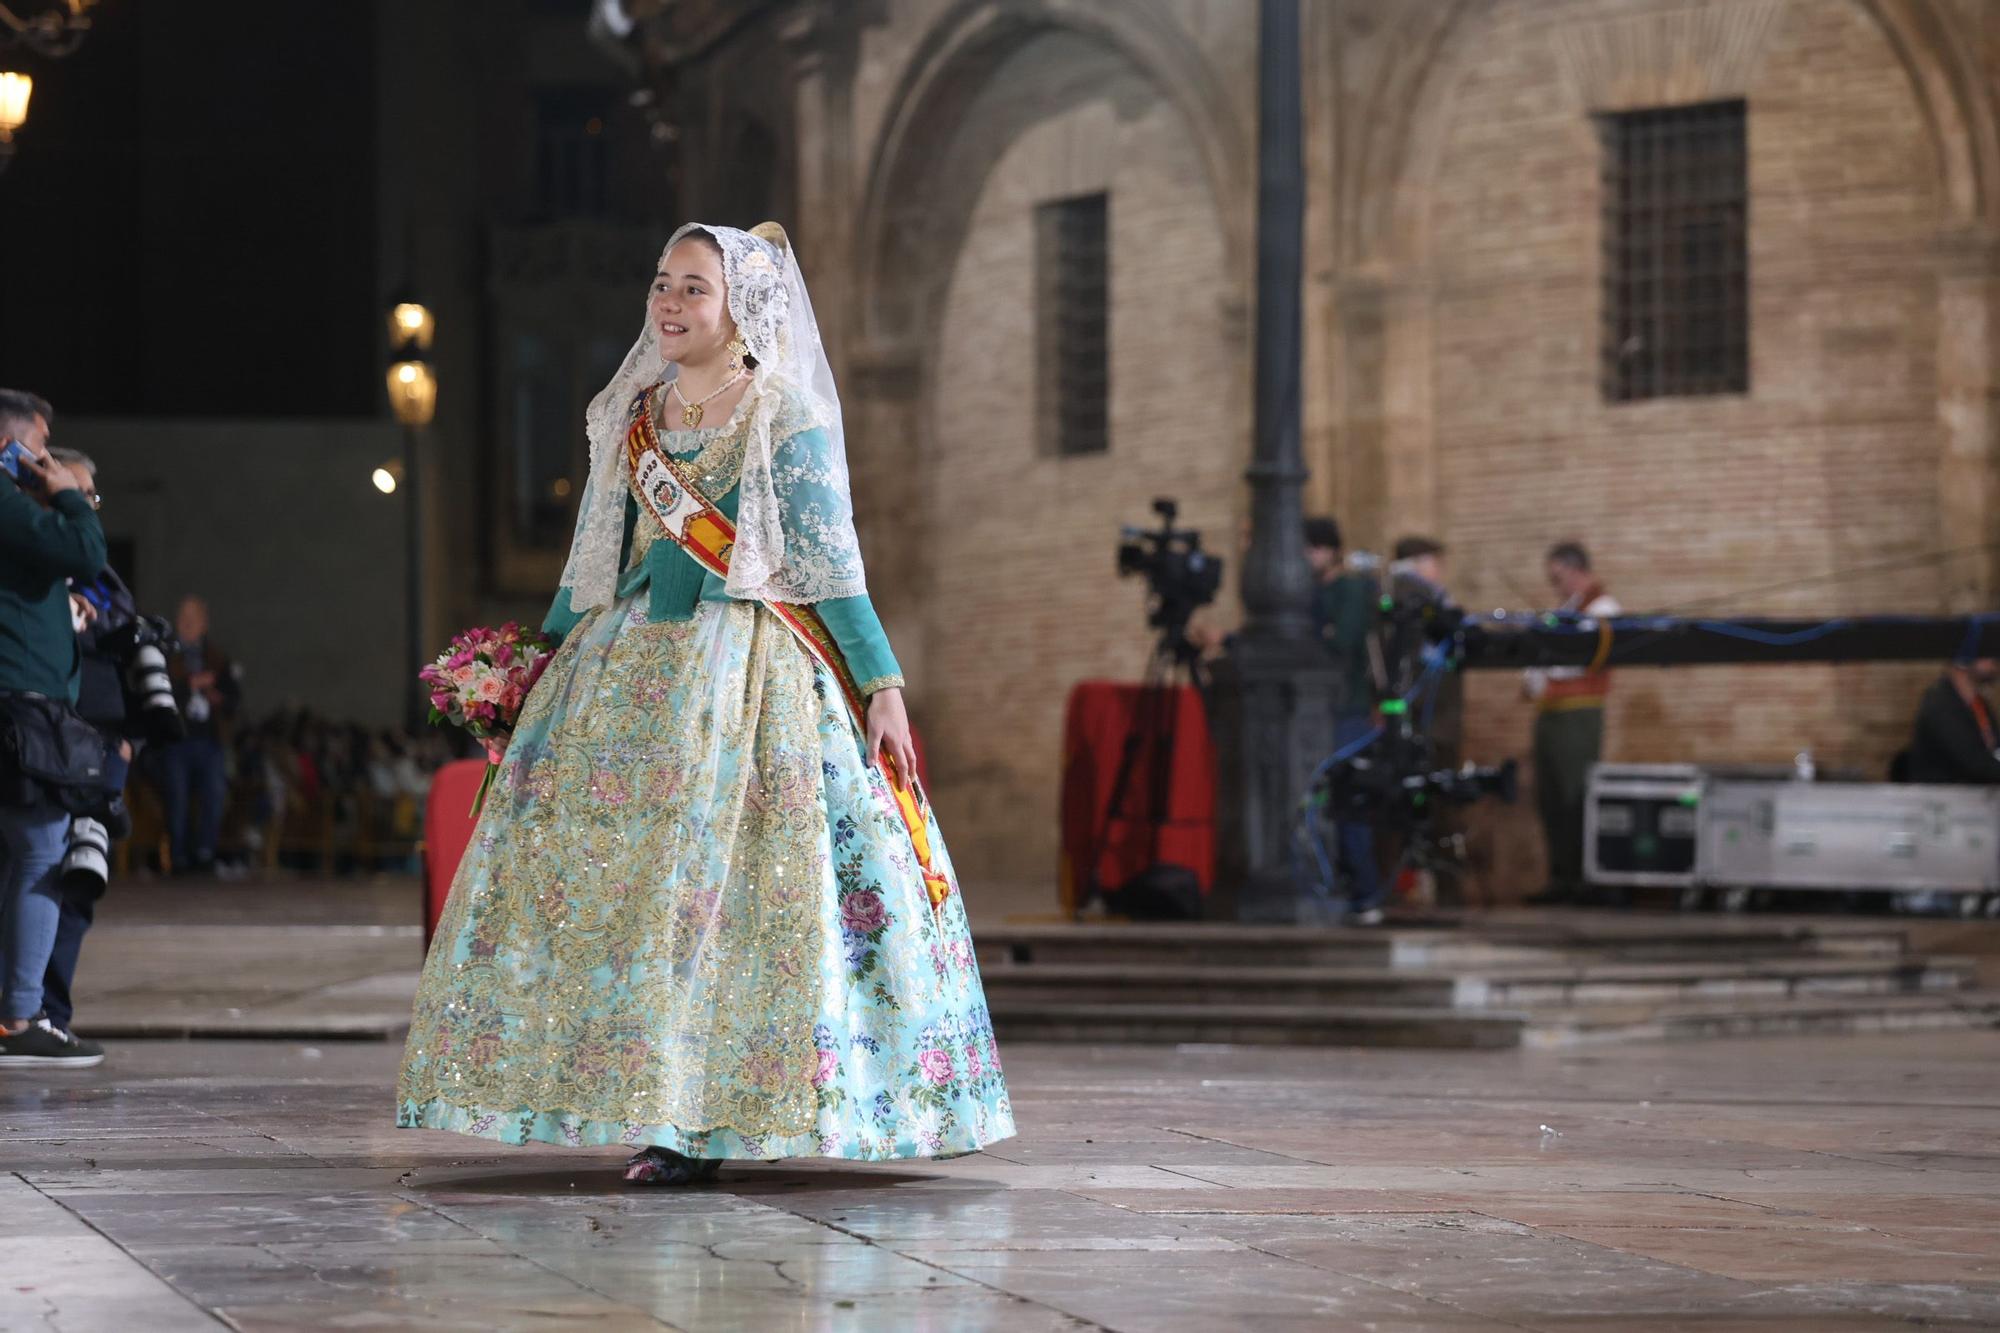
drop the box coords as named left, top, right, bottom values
left=829, top=0, right=1981, bottom=908
left=1423, top=0, right=1951, bottom=897
left=917, top=32, right=1248, bottom=890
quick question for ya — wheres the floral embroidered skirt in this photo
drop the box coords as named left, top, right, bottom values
left=397, top=596, right=1015, bottom=1160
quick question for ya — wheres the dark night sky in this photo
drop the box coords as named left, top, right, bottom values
left=0, top=0, right=379, bottom=418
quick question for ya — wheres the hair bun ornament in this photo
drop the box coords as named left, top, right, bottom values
left=750, top=220, right=791, bottom=255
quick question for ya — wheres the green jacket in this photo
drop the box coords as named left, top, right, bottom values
left=541, top=455, right=903, bottom=695
left=0, top=484, right=107, bottom=703
left=1313, top=570, right=1377, bottom=716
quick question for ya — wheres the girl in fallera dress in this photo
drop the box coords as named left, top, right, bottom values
left=397, top=222, right=1014, bottom=1184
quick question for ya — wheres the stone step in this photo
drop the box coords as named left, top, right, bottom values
left=977, top=956, right=1978, bottom=1009
left=977, top=920, right=1910, bottom=970
left=986, top=988, right=2000, bottom=1050
left=987, top=1001, right=1525, bottom=1049
left=1522, top=989, right=2000, bottom=1048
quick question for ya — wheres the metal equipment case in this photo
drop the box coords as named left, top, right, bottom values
left=1699, top=779, right=2000, bottom=893
left=1585, top=764, right=1705, bottom=888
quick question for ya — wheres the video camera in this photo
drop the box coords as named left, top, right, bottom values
left=1116, top=498, right=1223, bottom=671
left=1298, top=573, right=1515, bottom=904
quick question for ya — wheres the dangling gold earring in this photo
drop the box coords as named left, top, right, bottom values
left=726, top=338, right=748, bottom=376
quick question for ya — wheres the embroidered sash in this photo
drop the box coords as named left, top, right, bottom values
left=623, top=389, right=954, bottom=911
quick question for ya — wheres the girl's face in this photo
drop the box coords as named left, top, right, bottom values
left=650, top=238, right=737, bottom=366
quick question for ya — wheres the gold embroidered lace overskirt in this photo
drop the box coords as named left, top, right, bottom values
left=397, top=594, right=1015, bottom=1159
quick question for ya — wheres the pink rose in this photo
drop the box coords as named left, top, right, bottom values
left=813, top=1049, right=838, bottom=1086
left=476, top=675, right=505, bottom=702
left=917, top=1048, right=954, bottom=1085
left=840, top=890, right=888, bottom=935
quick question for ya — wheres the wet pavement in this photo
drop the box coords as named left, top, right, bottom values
left=4, top=1030, right=1999, bottom=1330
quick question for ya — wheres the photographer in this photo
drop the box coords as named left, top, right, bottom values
left=0, top=389, right=107, bottom=1066
left=42, top=447, right=139, bottom=1035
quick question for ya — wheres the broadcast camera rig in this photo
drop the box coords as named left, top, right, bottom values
left=1305, top=569, right=2000, bottom=904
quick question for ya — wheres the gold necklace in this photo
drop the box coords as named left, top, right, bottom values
left=668, top=370, right=744, bottom=428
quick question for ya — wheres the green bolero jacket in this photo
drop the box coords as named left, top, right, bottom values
left=540, top=430, right=904, bottom=697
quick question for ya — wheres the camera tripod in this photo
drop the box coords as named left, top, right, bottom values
left=1082, top=625, right=1209, bottom=920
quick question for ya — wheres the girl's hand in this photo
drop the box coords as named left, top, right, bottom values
left=480, top=734, right=510, bottom=765
left=864, top=687, right=918, bottom=783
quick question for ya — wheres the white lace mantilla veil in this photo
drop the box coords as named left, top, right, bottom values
left=556, top=220, right=866, bottom=611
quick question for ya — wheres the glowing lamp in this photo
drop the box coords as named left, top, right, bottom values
left=388, top=300, right=435, bottom=352
left=0, top=74, right=30, bottom=137
left=386, top=356, right=438, bottom=427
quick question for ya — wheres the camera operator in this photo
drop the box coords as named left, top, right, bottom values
left=0, top=389, right=107, bottom=1066
left=1306, top=517, right=1386, bottom=923
left=41, top=447, right=139, bottom=1036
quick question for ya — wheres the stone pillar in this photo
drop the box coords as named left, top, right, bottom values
left=781, top=3, right=860, bottom=382
left=1210, top=0, right=1341, bottom=924
left=1936, top=226, right=2000, bottom=611
left=845, top=338, right=930, bottom=689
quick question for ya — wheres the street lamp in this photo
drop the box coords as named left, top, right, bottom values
left=0, top=71, right=30, bottom=174
left=0, top=2, right=99, bottom=59
left=386, top=296, right=437, bottom=729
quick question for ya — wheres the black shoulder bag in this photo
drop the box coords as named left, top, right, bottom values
left=0, top=691, right=109, bottom=815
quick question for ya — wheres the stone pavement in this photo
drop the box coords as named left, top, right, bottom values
left=4, top=1030, right=2000, bottom=1330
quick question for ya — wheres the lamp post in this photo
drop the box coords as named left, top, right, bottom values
left=1206, top=0, right=1340, bottom=923
left=386, top=295, right=437, bottom=730
left=0, top=71, right=30, bottom=174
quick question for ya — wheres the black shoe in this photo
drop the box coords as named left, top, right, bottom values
left=0, top=1017, right=105, bottom=1067
left=622, top=1146, right=721, bottom=1186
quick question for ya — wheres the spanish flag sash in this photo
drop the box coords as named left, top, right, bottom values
left=623, top=390, right=954, bottom=912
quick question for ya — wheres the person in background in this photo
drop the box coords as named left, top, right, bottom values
left=159, top=595, right=240, bottom=875
left=1524, top=541, right=1622, bottom=907
left=1903, top=655, right=2000, bottom=785
left=1306, top=517, right=1386, bottom=924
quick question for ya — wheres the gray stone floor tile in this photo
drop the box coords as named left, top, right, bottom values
left=7, top=1026, right=2000, bottom=1327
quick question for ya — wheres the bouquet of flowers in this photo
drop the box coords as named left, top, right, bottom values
left=418, top=621, right=555, bottom=815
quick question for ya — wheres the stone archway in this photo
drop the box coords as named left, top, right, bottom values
left=840, top=1, right=1251, bottom=892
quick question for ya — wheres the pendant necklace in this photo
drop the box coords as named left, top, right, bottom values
left=669, top=370, right=744, bottom=429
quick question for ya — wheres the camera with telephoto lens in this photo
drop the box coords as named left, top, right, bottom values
left=60, top=816, right=111, bottom=893
left=96, top=615, right=185, bottom=744
left=1116, top=498, right=1223, bottom=665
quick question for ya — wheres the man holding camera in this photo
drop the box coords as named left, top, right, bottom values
left=42, top=446, right=140, bottom=1035
left=0, top=388, right=108, bottom=1066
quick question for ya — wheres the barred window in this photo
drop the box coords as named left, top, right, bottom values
left=1036, top=193, right=1110, bottom=456
left=1599, top=99, right=1748, bottom=402
left=534, top=87, right=613, bottom=221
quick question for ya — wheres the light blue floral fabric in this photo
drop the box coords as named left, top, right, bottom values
left=397, top=520, right=1014, bottom=1162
